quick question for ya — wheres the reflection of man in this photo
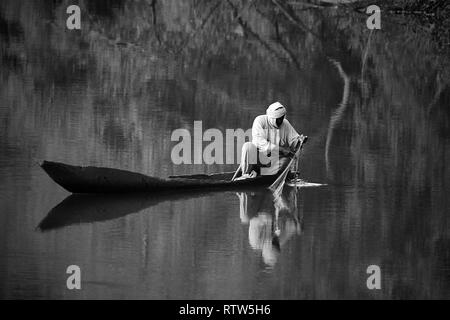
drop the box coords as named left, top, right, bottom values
left=234, top=102, right=303, bottom=180
left=236, top=190, right=302, bottom=267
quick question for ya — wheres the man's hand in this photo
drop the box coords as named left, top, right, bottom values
left=281, top=135, right=308, bottom=157
left=301, top=135, right=308, bottom=144
left=279, top=146, right=295, bottom=157
left=292, top=135, right=308, bottom=151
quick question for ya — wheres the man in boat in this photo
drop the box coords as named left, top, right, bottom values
left=234, top=102, right=304, bottom=180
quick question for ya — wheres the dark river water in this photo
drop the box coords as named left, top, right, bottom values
left=0, top=1, right=449, bottom=299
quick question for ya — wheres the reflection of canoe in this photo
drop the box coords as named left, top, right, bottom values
left=39, top=186, right=271, bottom=231
left=38, top=190, right=225, bottom=231
left=38, top=193, right=157, bottom=230
left=41, top=160, right=283, bottom=194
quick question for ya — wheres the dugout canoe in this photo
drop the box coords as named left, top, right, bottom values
left=40, top=160, right=284, bottom=194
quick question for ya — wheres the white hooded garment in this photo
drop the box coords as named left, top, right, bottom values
left=251, top=115, right=300, bottom=153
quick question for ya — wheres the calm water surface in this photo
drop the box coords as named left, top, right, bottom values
left=0, top=1, right=449, bottom=299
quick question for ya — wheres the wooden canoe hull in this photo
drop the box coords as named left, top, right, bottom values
left=40, top=161, right=281, bottom=194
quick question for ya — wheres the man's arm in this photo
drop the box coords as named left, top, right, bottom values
left=285, top=119, right=302, bottom=150
left=252, top=117, right=277, bottom=153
